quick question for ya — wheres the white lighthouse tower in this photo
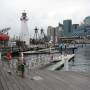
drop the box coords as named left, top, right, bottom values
left=20, top=11, right=30, bottom=45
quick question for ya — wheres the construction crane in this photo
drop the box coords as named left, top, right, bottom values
left=0, top=27, right=11, bottom=34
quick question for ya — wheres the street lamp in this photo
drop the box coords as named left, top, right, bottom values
left=53, top=28, right=56, bottom=46
left=84, top=27, right=87, bottom=46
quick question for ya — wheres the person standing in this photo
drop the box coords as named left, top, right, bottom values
left=50, top=55, right=53, bottom=62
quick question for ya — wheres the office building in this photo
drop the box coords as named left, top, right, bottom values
left=72, top=24, right=79, bottom=30
left=63, top=20, right=72, bottom=37
left=72, top=16, right=90, bottom=37
left=47, top=23, right=63, bottom=43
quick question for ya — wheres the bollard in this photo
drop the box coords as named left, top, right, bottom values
left=21, top=52, right=24, bottom=59
left=64, top=57, right=69, bottom=71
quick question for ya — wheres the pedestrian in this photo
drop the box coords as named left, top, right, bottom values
left=64, top=44, right=67, bottom=55
left=72, top=58, right=75, bottom=64
left=4, top=51, right=12, bottom=74
left=16, top=53, right=25, bottom=78
left=72, top=48, right=75, bottom=54
left=16, top=58, right=21, bottom=74
left=60, top=46, right=62, bottom=55
left=50, top=55, right=53, bottom=62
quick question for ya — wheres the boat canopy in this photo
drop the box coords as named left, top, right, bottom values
left=0, top=34, right=9, bottom=41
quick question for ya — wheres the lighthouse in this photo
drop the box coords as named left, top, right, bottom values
left=20, top=11, right=30, bottom=45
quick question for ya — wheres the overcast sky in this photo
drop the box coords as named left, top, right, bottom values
left=0, top=0, right=90, bottom=37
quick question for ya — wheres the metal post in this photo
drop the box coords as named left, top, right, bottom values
left=49, top=46, right=51, bottom=53
left=53, top=28, right=56, bottom=46
left=0, top=52, right=2, bottom=65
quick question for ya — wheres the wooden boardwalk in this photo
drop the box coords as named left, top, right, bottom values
left=0, top=62, right=90, bottom=90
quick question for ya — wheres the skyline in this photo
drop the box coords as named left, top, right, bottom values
left=0, top=0, right=90, bottom=37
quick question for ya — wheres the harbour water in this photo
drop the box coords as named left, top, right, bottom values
left=69, top=44, right=90, bottom=72
left=12, top=44, right=90, bottom=72
left=26, top=44, right=90, bottom=72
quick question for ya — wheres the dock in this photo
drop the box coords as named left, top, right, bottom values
left=45, top=54, right=75, bottom=70
left=21, top=52, right=75, bottom=70
left=23, top=48, right=55, bottom=55
left=0, top=63, right=90, bottom=90
left=0, top=51, right=90, bottom=90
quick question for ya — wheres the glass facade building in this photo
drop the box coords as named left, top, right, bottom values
left=84, top=16, right=90, bottom=26
left=47, top=16, right=90, bottom=39
left=63, top=20, right=72, bottom=37
left=72, top=16, right=90, bottom=37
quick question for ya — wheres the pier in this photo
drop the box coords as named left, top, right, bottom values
left=45, top=54, right=75, bottom=70
left=0, top=64, right=90, bottom=90
left=0, top=45, right=90, bottom=90
left=0, top=1, right=90, bottom=89
left=0, top=49, right=90, bottom=90
left=21, top=50, right=75, bottom=70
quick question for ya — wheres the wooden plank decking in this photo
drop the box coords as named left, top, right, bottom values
left=0, top=61, right=90, bottom=90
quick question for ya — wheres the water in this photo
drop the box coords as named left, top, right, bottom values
left=24, top=53, right=61, bottom=69
left=12, top=44, right=90, bottom=72
left=69, top=44, right=90, bottom=72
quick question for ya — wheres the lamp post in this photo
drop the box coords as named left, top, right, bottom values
left=53, top=28, right=56, bottom=46
left=84, top=27, right=87, bottom=46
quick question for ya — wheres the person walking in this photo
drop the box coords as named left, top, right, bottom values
left=4, top=51, right=12, bottom=74
left=16, top=53, right=25, bottom=78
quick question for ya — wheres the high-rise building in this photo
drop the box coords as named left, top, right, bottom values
left=47, top=23, right=63, bottom=43
left=72, top=16, right=90, bottom=37
left=63, top=20, right=72, bottom=37
left=47, top=26, right=55, bottom=42
left=84, top=16, right=90, bottom=26
left=72, top=24, right=79, bottom=30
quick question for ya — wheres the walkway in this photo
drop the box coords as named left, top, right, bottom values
left=0, top=63, right=90, bottom=90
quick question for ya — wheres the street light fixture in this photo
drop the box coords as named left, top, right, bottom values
left=84, top=26, right=87, bottom=46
